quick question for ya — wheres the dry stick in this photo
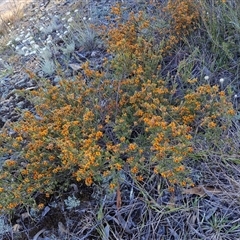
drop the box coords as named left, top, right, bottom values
left=32, top=228, right=46, bottom=240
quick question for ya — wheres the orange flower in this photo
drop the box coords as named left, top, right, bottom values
left=128, top=143, right=137, bottom=151
left=136, top=175, right=143, bottom=181
left=85, top=177, right=93, bottom=186
left=110, top=183, right=116, bottom=189
left=111, top=4, right=121, bottom=15
left=38, top=203, right=45, bottom=210
left=95, top=131, right=103, bottom=139
left=227, top=109, right=235, bottom=115
left=4, top=159, right=16, bottom=167
left=175, top=165, right=185, bottom=172
left=48, top=155, right=55, bottom=161
left=131, top=166, right=138, bottom=174
left=208, top=121, right=217, bottom=128
left=114, top=163, right=122, bottom=171
left=173, top=156, right=183, bottom=163
left=7, top=203, right=18, bottom=209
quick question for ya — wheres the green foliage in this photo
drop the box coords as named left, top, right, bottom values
left=64, top=195, right=80, bottom=210
left=198, top=0, right=240, bottom=68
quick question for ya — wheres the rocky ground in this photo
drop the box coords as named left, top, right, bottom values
left=0, top=0, right=239, bottom=239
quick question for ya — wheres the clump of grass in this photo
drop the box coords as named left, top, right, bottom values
left=179, top=0, right=240, bottom=86
left=199, top=0, right=240, bottom=64
left=0, top=0, right=25, bottom=50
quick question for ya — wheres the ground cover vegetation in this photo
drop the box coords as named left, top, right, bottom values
left=0, top=0, right=239, bottom=239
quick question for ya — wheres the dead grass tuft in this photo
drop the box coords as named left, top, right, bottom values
left=0, top=0, right=31, bottom=42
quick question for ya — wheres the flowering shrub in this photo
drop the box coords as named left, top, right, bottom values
left=164, top=0, right=200, bottom=37
left=0, top=2, right=235, bottom=211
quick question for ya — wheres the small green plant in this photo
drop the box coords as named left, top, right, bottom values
left=40, top=59, right=56, bottom=76
left=73, top=19, right=103, bottom=51
left=64, top=195, right=80, bottom=210
left=59, top=38, right=75, bottom=55
left=36, top=39, right=57, bottom=76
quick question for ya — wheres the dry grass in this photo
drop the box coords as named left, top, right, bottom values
left=0, top=0, right=32, bottom=49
